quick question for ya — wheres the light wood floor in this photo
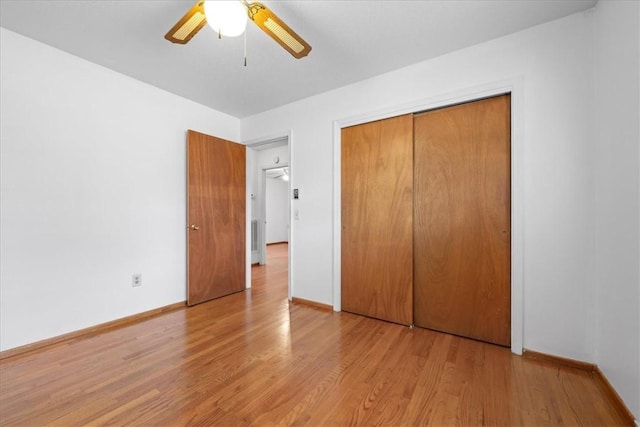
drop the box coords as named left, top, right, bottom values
left=0, top=243, right=631, bottom=426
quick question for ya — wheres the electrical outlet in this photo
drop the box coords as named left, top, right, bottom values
left=132, top=274, right=142, bottom=287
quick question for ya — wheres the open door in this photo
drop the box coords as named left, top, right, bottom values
left=187, top=130, right=246, bottom=306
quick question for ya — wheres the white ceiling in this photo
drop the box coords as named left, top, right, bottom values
left=0, top=0, right=597, bottom=118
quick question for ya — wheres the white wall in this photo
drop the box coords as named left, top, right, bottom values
left=593, top=0, right=640, bottom=418
left=249, top=145, right=290, bottom=222
left=266, top=177, right=289, bottom=244
left=242, top=11, right=597, bottom=363
left=0, top=28, right=240, bottom=351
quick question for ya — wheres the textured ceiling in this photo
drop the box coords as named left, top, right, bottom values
left=0, top=0, right=598, bottom=118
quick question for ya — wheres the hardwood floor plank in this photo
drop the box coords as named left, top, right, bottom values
left=0, top=243, right=632, bottom=426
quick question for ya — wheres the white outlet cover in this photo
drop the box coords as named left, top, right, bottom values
left=132, top=274, right=142, bottom=287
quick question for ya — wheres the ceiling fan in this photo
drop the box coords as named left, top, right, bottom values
left=165, top=0, right=311, bottom=59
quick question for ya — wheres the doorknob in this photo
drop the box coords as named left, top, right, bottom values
left=190, top=224, right=200, bottom=230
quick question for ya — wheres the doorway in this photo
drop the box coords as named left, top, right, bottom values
left=261, top=166, right=290, bottom=263
left=246, top=135, right=292, bottom=300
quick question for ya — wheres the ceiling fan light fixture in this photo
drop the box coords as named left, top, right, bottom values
left=205, top=0, right=248, bottom=37
left=165, top=0, right=312, bottom=59
left=164, top=1, right=207, bottom=44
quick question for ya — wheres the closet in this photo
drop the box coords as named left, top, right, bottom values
left=341, top=94, right=511, bottom=347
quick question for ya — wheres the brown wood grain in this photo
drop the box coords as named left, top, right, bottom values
left=595, top=366, right=638, bottom=424
left=526, top=350, right=635, bottom=424
left=524, top=349, right=597, bottom=371
left=187, top=130, right=246, bottom=306
left=0, top=244, right=631, bottom=426
left=0, top=302, right=185, bottom=361
left=341, top=114, right=414, bottom=325
left=413, top=95, right=511, bottom=346
left=291, top=297, right=333, bottom=311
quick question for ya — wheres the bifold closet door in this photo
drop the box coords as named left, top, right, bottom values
left=341, top=114, right=414, bottom=325
left=413, top=95, right=511, bottom=346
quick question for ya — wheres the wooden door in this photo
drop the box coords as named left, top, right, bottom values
left=187, top=130, right=246, bottom=306
left=413, top=95, right=511, bottom=346
left=341, top=114, right=414, bottom=325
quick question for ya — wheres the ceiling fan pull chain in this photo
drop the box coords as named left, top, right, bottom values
left=244, top=30, right=248, bottom=67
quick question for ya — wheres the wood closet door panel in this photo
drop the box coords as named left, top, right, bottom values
left=413, top=95, right=511, bottom=346
left=341, top=114, right=413, bottom=325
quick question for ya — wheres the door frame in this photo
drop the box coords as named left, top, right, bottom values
left=261, top=164, right=290, bottom=265
left=332, top=78, right=525, bottom=355
left=244, top=131, right=294, bottom=301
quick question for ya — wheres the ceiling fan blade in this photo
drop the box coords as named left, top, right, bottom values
left=245, top=2, right=311, bottom=59
left=165, top=0, right=207, bottom=44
